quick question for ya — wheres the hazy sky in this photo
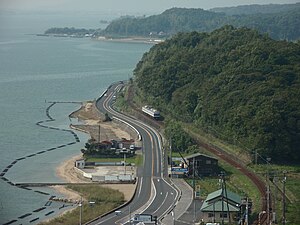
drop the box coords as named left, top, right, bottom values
left=1, top=0, right=299, bottom=13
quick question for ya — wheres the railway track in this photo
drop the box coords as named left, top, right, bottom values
left=195, top=141, right=268, bottom=225
left=126, top=84, right=268, bottom=224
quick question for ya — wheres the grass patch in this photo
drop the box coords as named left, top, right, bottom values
left=85, top=154, right=141, bottom=165
left=134, top=154, right=143, bottom=167
left=184, top=123, right=253, bottom=164
left=171, top=152, right=190, bottom=158
left=39, top=184, right=125, bottom=225
left=185, top=177, right=220, bottom=198
left=114, top=88, right=130, bottom=112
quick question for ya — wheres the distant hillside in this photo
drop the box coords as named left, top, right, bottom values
left=103, top=8, right=229, bottom=37
left=231, top=8, right=300, bottom=41
left=133, top=26, right=300, bottom=162
left=102, top=6, right=300, bottom=41
left=211, top=2, right=300, bottom=15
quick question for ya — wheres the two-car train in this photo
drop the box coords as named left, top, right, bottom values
left=142, top=105, right=160, bottom=120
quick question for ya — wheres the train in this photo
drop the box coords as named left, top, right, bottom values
left=142, top=105, right=160, bottom=119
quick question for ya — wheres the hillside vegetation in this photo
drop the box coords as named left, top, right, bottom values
left=133, top=26, right=300, bottom=163
left=102, top=5, right=300, bottom=41
left=211, top=2, right=300, bottom=15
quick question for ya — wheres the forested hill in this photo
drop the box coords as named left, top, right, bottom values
left=133, top=26, right=300, bottom=162
left=104, top=8, right=227, bottom=36
left=211, top=2, right=300, bottom=15
left=102, top=6, right=300, bottom=41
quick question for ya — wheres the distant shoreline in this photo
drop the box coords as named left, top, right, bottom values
left=36, top=33, right=163, bottom=44
left=93, top=36, right=164, bottom=44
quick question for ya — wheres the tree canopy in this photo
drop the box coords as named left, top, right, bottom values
left=102, top=6, right=300, bottom=41
left=133, top=26, right=300, bottom=162
left=211, top=2, right=300, bottom=15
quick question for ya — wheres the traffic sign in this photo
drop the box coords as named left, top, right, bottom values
left=171, top=168, right=188, bottom=173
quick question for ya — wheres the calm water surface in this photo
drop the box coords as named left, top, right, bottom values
left=0, top=11, right=151, bottom=224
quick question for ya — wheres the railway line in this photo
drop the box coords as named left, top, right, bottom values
left=126, top=84, right=268, bottom=224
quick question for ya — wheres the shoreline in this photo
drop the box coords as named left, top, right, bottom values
left=43, top=100, right=137, bottom=223
left=37, top=33, right=163, bottom=45
left=93, top=36, right=164, bottom=44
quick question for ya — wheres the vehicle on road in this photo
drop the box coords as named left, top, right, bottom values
left=115, top=210, right=122, bottom=215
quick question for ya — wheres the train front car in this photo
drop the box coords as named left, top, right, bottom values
left=142, top=105, right=160, bottom=120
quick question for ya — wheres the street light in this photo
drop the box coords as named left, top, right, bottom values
left=258, top=211, right=266, bottom=225
left=171, top=191, right=175, bottom=225
left=79, top=197, right=95, bottom=225
left=79, top=197, right=82, bottom=225
left=171, top=210, right=175, bottom=225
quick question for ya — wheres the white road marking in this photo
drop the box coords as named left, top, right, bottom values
left=152, top=192, right=169, bottom=215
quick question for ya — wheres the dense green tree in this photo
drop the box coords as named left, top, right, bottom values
left=164, top=120, right=195, bottom=153
left=133, top=26, right=300, bottom=162
left=211, top=2, right=300, bottom=15
left=101, top=6, right=300, bottom=41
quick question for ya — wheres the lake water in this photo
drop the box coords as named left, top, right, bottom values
left=0, top=11, right=151, bottom=224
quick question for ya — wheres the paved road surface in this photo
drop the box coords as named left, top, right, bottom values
left=89, top=82, right=179, bottom=225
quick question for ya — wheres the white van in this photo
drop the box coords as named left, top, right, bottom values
left=115, top=210, right=122, bottom=215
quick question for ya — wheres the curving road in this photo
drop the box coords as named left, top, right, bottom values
left=88, top=82, right=178, bottom=225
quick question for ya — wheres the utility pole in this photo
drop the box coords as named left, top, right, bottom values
left=223, top=172, right=231, bottom=224
left=213, top=201, right=216, bottom=223
left=273, top=174, right=277, bottom=224
left=79, top=196, right=82, bottom=225
left=98, top=124, right=101, bottom=152
left=98, top=125, right=101, bottom=143
left=267, top=184, right=270, bottom=225
left=245, top=198, right=249, bottom=225
left=255, top=149, right=258, bottom=164
left=282, top=171, right=287, bottom=225
left=221, top=172, right=224, bottom=225
left=193, top=157, right=196, bottom=223
left=273, top=175, right=277, bottom=221
left=170, top=139, right=172, bottom=178
left=124, top=153, right=127, bottom=175
left=264, top=170, right=271, bottom=225
left=129, top=206, right=131, bottom=225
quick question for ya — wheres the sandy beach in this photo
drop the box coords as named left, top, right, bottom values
left=40, top=100, right=137, bottom=223
left=55, top=153, right=136, bottom=201
left=54, top=100, right=136, bottom=202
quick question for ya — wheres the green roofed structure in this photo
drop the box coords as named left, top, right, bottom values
left=200, top=189, right=241, bottom=223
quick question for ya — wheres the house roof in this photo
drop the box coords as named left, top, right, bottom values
left=101, top=140, right=112, bottom=145
left=121, top=138, right=134, bottom=143
left=206, top=189, right=241, bottom=204
left=75, top=159, right=85, bottom=162
left=201, top=200, right=240, bottom=212
left=185, top=153, right=218, bottom=161
left=200, top=189, right=242, bottom=213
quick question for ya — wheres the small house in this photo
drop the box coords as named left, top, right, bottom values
left=120, top=138, right=135, bottom=149
left=185, top=153, right=218, bottom=177
left=75, top=159, right=85, bottom=169
left=200, top=189, right=241, bottom=223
